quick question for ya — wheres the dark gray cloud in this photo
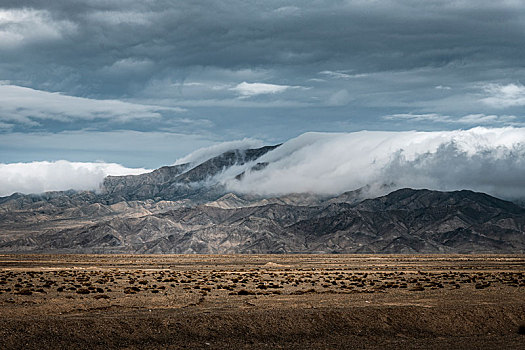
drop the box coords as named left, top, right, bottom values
left=1, top=1, right=525, bottom=166
left=3, top=1, right=525, bottom=94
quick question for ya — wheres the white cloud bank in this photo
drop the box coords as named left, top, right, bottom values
left=0, top=161, right=150, bottom=196
left=481, top=83, right=525, bottom=108
left=0, top=84, right=185, bottom=126
left=223, top=127, right=525, bottom=199
left=230, top=82, right=300, bottom=97
left=3, top=128, right=525, bottom=200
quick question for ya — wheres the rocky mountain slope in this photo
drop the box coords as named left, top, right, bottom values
left=101, top=145, right=280, bottom=203
left=0, top=145, right=524, bottom=254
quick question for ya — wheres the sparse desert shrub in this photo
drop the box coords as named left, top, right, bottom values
left=475, top=283, right=488, bottom=289
left=16, top=288, right=32, bottom=295
left=237, top=289, right=255, bottom=295
left=94, top=294, right=110, bottom=300
left=410, top=286, right=425, bottom=292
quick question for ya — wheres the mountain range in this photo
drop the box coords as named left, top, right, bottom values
left=1, top=145, right=524, bottom=254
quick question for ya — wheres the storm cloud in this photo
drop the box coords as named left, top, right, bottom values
left=1, top=1, right=525, bottom=169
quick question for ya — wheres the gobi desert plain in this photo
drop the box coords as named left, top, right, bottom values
left=0, top=254, right=524, bottom=349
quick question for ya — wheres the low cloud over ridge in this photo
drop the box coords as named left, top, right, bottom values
left=224, top=127, right=525, bottom=199
left=2, top=128, right=525, bottom=200
left=0, top=161, right=149, bottom=196
left=174, top=138, right=264, bottom=166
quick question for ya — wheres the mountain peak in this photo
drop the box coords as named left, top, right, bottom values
left=1, top=186, right=524, bottom=254
left=1, top=142, right=524, bottom=254
left=99, top=144, right=280, bottom=203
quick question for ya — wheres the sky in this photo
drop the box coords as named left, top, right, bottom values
left=1, top=1, right=525, bottom=195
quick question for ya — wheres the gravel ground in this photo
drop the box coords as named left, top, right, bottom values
left=0, top=254, right=524, bottom=349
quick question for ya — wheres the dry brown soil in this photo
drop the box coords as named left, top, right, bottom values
left=0, top=254, right=524, bottom=349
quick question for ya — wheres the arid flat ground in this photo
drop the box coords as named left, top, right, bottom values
left=0, top=254, right=524, bottom=349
